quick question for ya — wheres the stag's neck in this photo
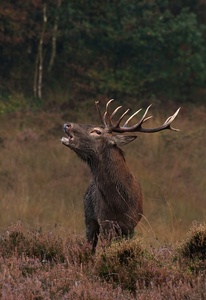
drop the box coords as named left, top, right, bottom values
left=90, top=146, right=132, bottom=186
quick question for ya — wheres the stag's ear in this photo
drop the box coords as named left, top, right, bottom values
left=113, top=135, right=137, bottom=147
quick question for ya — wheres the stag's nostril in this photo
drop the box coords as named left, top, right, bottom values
left=63, top=123, right=71, bottom=132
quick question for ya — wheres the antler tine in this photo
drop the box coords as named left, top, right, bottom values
left=119, top=104, right=152, bottom=131
left=95, top=101, right=104, bottom=125
left=116, top=109, right=130, bottom=127
left=103, top=99, right=114, bottom=126
left=101, top=99, right=129, bottom=128
left=95, top=99, right=122, bottom=127
left=123, top=108, right=143, bottom=126
left=138, top=104, right=153, bottom=125
left=162, top=107, right=181, bottom=131
left=106, top=99, right=114, bottom=108
left=110, top=105, right=122, bottom=119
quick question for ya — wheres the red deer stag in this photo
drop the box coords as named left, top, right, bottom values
left=61, top=100, right=180, bottom=252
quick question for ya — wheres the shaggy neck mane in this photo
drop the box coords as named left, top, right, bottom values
left=89, top=145, right=132, bottom=188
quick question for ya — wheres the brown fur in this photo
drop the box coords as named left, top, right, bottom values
left=61, top=123, right=143, bottom=252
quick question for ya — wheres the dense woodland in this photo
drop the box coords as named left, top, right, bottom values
left=1, top=0, right=206, bottom=110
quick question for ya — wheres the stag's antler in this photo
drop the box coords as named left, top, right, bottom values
left=95, top=99, right=180, bottom=133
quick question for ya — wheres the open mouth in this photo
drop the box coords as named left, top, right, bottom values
left=61, top=135, right=74, bottom=146
left=61, top=125, right=74, bottom=146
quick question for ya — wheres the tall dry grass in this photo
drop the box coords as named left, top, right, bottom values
left=0, top=103, right=205, bottom=245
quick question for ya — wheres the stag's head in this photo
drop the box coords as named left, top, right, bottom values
left=61, top=100, right=180, bottom=162
left=61, top=121, right=136, bottom=163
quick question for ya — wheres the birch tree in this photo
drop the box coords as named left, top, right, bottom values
left=48, top=0, right=62, bottom=72
left=34, top=3, right=47, bottom=99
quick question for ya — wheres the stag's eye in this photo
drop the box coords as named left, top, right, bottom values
left=95, top=130, right=102, bottom=135
left=90, top=129, right=102, bottom=135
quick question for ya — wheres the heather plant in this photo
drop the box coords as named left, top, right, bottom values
left=179, top=222, right=206, bottom=260
left=95, top=238, right=193, bottom=294
left=176, top=222, right=206, bottom=273
left=0, top=222, right=92, bottom=265
left=0, top=222, right=65, bottom=262
left=1, top=223, right=206, bottom=299
left=95, top=238, right=156, bottom=292
left=64, top=234, right=93, bottom=265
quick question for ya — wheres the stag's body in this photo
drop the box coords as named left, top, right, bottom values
left=61, top=100, right=180, bottom=251
left=84, top=141, right=143, bottom=249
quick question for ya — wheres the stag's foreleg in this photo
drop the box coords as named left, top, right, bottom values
left=85, top=219, right=99, bottom=253
left=84, top=182, right=100, bottom=253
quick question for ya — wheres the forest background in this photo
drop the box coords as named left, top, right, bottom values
left=1, top=0, right=206, bottom=106
left=0, top=0, right=206, bottom=242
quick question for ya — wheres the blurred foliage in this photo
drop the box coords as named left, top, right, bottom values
left=0, top=0, right=206, bottom=106
left=0, top=94, right=29, bottom=115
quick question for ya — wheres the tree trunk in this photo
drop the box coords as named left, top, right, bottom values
left=48, top=0, right=62, bottom=72
left=33, top=3, right=47, bottom=99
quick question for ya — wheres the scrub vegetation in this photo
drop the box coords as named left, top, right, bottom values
left=0, top=221, right=205, bottom=299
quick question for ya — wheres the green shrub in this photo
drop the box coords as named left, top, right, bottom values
left=0, top=94, right=28, bottom=115
left=177, top=222, right=206, bottom=273
left=95, top=238, right=153, bottom=292
left=179, top=222, right=206, bottom=260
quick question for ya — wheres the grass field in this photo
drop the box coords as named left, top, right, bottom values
left=0, top=101, right=205, bottom=298
left=0, top=102, right=205, bottom=240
